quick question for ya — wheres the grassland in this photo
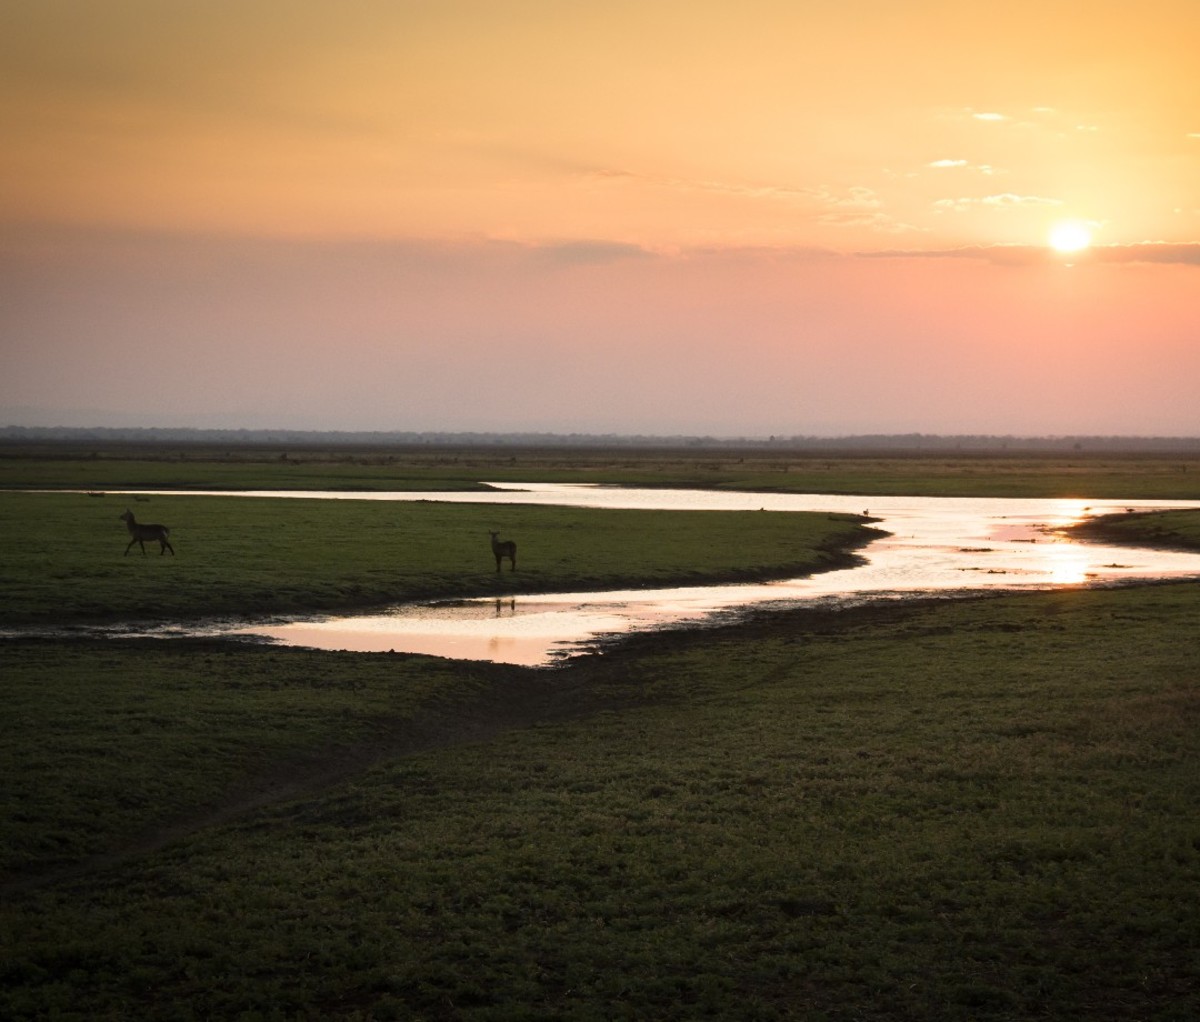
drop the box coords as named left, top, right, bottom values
left=2, top=446, right=1199, bottom=1020
left=1072, top=508, right=1200, bottom=552
left=5, top=441, right=1200, bottom=498
left=3, top=586, right=1198, bottom=1020
left=0, top=491, right=869, bottom=626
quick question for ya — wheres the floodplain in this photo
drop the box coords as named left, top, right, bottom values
left=2, top=443, right=1199, bottom=1020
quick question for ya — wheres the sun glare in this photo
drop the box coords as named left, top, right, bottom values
left=1048, top=221, right=1093, bottom=253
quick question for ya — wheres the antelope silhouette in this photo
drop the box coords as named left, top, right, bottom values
left=489, top=531, right=517, bottom=572
left=120, top=509, right=174, bottom=556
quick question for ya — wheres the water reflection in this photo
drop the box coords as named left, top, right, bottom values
left=179, top=484, right=1200, bottom=666
left=1042, top=545, right=1092, bottom=585
left=239, top=597, right=635, bottom=666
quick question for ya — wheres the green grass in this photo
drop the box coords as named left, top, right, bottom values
left=3, top=449, right=1199, bottom=1019
left=1073, top=508, right=1200, bottom=552
left=0, top=491, right=870, bottom=625
left=2, top=584, right=1199, bottom=1020
left=0, top=451, right=492, bottom=492
left=0, top=641, right=501, bottom=879
left=5, top=444, right=1200, bottom=498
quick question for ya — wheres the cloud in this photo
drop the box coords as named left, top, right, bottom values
left=981, top=194, right=1062, bottom=207
left=962, top=105, right=1102, bottom=137
left=926, top=159, right=1003, bottom=175
left=809, top=187, right=922, bottom=233
left=817, top=210, right=923, bottom=233
left=1092, top=243, right=1200, bottom=266
left=813, top=185, right=881, bottom=209
left=531, top=240, right=655, bottom=266
left=857, top=244, right=1051, bottom=266
left=586, top=171, right=921, bottom=234
left=693, top=179, right=815, bottom=203
left=585, top=168, right=814, bottom=205
left=365, top=235, right=656, bottom=269
left=858, top=242, right=1200, bottom=267
left=933, top=193, right=1063, bottom=212
left=681, top=243, right=838, bottom=262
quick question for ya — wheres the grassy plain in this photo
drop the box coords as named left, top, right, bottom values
left=0, top=491, right=868, bottom=625
left=3, top=586, right=1199, bottom=1020
left=2, top=446, right=1199, bottom=1020
left=5, top=441, right=1200, bottom=498
left=1073, top=508, right=1200, bottom=552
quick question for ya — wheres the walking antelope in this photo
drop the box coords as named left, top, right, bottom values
left=120, top=509, right=175, bottom=556
left=489, top=531, right=517, bottom=572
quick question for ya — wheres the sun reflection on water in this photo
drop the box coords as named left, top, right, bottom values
left=137, top=486, right=1200, bottom=664
left=1041, top=545, right=1092, bottom=585
left=1046, top=499, right=1092, bottom=529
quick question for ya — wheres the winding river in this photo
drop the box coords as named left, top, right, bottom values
left=75, top=484, right=1200, bottom=666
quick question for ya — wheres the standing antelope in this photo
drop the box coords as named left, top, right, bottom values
left=489, top=531, right=517, bottom=572
left=120, top=509, right=174, bottom=556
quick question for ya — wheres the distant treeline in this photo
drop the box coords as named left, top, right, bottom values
left=3, top=425, right=1200, bottom=454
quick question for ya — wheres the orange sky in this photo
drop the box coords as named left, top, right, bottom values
left=2, top=1, right=1198, bottom=435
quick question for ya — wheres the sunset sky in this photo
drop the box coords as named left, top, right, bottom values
left=2, top=1, right=1198, bottom=436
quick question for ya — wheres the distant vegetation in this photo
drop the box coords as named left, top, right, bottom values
left=5, top=438, right=1200, bottom=499
left=4, top=424, right=1200, bottom=453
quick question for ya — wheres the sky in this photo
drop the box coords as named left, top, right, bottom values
left=2, top=0, right=1198, bottom=437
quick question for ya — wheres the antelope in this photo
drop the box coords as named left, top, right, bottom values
left=489, top=531, right=517, bottom=572
left=120, top=509, right=175, bottom=556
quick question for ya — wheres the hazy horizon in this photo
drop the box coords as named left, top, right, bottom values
left=7, top=422, right=1200, bottom=452
left=3, top=3, right=1198, bottom=436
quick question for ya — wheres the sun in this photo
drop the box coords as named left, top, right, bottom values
left=1048, top=221, right=1093, bottom=253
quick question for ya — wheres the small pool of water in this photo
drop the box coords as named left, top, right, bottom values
left=74, top=484, right=1200, bottom=666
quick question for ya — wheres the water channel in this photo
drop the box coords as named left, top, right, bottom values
left=70, top=484, right=1200, bottom=666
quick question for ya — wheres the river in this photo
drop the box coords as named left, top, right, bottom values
left=78, top=483, right=1200, bottom=666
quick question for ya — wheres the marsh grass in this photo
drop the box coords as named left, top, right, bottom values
left=3, top=585, right=1199, bottom=1020
left=0, top=491, right=869, bottom=625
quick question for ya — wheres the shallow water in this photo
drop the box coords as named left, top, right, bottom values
left=83, top=484, right=1200, bottom=666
